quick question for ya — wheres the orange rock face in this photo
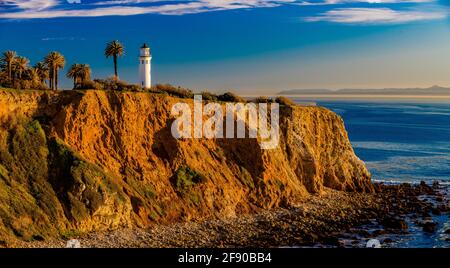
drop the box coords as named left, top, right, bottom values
left=0, top=89, right=372, bottom=242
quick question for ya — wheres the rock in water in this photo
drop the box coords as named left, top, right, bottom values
left=422, top=221, right=438, bottom=233
left=380, top=217, right=408, bottom=230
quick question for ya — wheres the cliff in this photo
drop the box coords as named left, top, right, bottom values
left=0, top=89, right=372, bottom=244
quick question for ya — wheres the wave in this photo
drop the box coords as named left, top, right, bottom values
left=352, top=141, right=450, bottom=154
left=372, top=178, right=450, bottom=186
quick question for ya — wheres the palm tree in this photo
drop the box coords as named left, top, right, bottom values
left=67, top=63, right=91, bottom=88
left=14, top=56, right=29, bottom=80
left=44, top=51, right=65, bottom=91
left=79, top=64, right=91, bottom=82
left=67, top=63, right=82, bottom=88
left=0, top=50, right=16, bottom=81
left=34, top=61, right=49, bottom=85
left=25, top=68, right=40, bottom=84
left=104, top=40, right=124, bottom=80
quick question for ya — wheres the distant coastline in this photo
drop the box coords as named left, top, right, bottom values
left=277, top=94, right=450, bottom=102
left=278, top=85, right=450, bottom=98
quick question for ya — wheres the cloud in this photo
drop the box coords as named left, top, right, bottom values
left=92, top=0, right=180, bottom=6
left=0, top=0, right=60, bottom=16
left=0, top=0, right=445, bottom=21
left=1, top=0, right=58, bottom=10
left=305, top=7, right=447, bottom=23
left=298, top=0, right=434, bottom=5
left=0, top=0, right=297, bottom=19
left=41, top=36, right=86, bottom=41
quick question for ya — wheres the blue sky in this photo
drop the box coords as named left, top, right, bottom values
left=1, top=0, right=450, bottom=93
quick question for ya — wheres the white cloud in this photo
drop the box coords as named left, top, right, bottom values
left=298, top=0, right=434, bottom=5
left=0, top=0, right=445, bottom=21
left=305, top=7, right=447, bottom=23
left=1, top=0, right=58, bottom=11
left=92, top=0, right=176, bottom=6
left=0, top=0, right=297, bottom=19
left=41, top=36, right=86, bottom=41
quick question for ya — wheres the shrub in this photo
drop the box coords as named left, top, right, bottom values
left=201, top=91, right=218, bottom=101
left=217, top=92, right=246, bottom=103
left=33, top=83, right=49, bottom=91
left=115, top=80, right=129, bottom=91
left=151, top=84, right=193, bottom=98
left=92, top=78, right=141, bottom=92
left=275, top=96, right=295, bottom=106
left=253, top=96, right=274, bottom=103
left=0, top=79, right=13, bottom=89
left=75, top=80, right=102, bottom=90
left=48, top=137, right=127, bottom=220
left=126, top=84, right=142, bottom=92
left=92, top=78, right=111, bottom=90
left=171, top=166, right=206, bottom=193
left=0, top=75, right=48, bottom=91
left=11, top=80, right=31, bottom=90
left=239, top=166, right=255, bottom=189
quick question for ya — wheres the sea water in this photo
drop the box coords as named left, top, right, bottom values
left=295, top=100, right=450, bottom=184
left=293, top=99, right=450, bottom=247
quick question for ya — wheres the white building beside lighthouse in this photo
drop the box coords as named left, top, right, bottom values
left=139, top=43, right=152, bottom=88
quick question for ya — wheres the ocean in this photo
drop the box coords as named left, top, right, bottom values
left=297, top=100, right=450, bottom=184
left=293, top=99, right=450, bottom=247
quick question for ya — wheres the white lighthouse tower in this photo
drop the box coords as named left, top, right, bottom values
left=139, top=43, right=151, bottom=89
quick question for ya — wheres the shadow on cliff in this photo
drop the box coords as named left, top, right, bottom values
left=151, top=118, right=179, bottom=165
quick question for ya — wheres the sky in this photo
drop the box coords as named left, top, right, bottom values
left=1, top=0, right=450, bottom=94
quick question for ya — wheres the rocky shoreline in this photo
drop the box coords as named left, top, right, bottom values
left=13, top=182, right=450, bottom=248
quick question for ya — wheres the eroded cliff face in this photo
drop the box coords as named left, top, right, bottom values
left=0, top=89, right=372, bottom=244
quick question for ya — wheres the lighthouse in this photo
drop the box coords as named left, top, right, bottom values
left=139, top=43, right=151, bottom=88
